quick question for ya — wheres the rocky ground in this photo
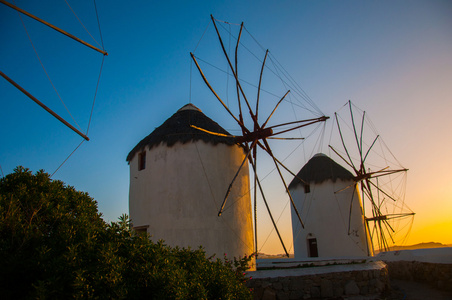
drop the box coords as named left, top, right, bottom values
left=387, top=279, right=452, bottom=300
left=315, top=279, right=452, bottom=299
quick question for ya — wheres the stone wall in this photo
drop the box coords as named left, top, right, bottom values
left=385, top=261, right=452, bottom=292
left=246, top=264, right=389, bottom=300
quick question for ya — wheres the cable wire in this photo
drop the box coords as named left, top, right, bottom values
left=51, top=139, right=85, bottom=177
left=93, top=0, right=105, bottom=51
left=64, top=0, right=102, bottom=48
left=86, top=54, right=105, bottom=135
left=13, top=0, right=82, bottom=131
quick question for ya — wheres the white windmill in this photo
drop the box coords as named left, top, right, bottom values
left=327, top=101, right=415, bottom=253
left=127, top=103, right=255, bottom=268
left=289, top=153, right=372, bottom=259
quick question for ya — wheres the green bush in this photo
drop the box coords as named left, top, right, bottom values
left=0, top=167, right=253, bottom=299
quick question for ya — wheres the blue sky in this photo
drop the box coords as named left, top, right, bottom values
left=1, top=0, right=451, bottom=254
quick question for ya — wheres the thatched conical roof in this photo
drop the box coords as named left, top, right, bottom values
left=126, top=104, right=237, bottom=162
left=288, top=153, right=354, bottom=189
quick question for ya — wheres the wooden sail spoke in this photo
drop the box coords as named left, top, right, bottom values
left=249, top=156, right=290, bottom=257
left=366, top=212, right=415, bottom=222
left=353, top=166, right=390, bottom=182
left=359, top=104, right=365, bottom=161
left=268, top=116, right=329, bottom=137
left=329, top=145, right=357, bottom=173
left=368, top=180, right=399, bottom=202
left=363, top=134, right=379, bottom=164
left=190, top=53, right=246, bottom=131
left=382, top=220, right=396, bottom=244
left=361, top=180, right=379, bottom=209
left=368, top=220, right=381, bottom=250
left=379, top=223, right=390, bottom=251
left=256, top=50, right=269, bottom=121
left=218, top=140, right=257, bottom=216
left=261, top=90, right=290, bottom=129
left=262, top=138, right=305, bottom=228
left=335, top=112, right=358, bottom=172
left=268, top=116, right=328, bottom=130
left=365, top=200, right=397, bottom=251
left=369, top=168, right=409, bottom=178
left=272, top=156, right=309, bottom=187
left=347, top=190, right=355, bottom=235
left=1, top=0, right=107, bottom=56
left=334, top=182, right=355, bottom=194
left=190, top=125, right=236, bottom=138
left=369, top=211, right=392, bottom=251
left=349, top=100, right=364, bottom=164
left=210, top=15, right=257, bottom=127
left=235, top=22, right=244, bottom=126
left=0, top=70, right=89, bottom=141
left=252, top=146, right=258, bottom=254
left=267, top=137, right=305, bottom=140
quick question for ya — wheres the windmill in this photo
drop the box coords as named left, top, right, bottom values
left=127, top=103, right=256, bottom=268
left=288, top=153, right=372, bottom=258
left=190, top=16, right=328, bottom=257
left=328, top=101, right=415, bottom=253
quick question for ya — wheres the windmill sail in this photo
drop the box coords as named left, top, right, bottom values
left=329, top=101, right=415, bottom=253
left=190, top=15, right=329, bottom=256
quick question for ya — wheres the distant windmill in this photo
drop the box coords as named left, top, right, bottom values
left=328, top=101, right=415, bottom=253
left=288, top=153, right=372, bottom=259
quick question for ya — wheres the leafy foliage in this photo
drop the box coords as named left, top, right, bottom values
left=0, top=167, right=253, bottom=299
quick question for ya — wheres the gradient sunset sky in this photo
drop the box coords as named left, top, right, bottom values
left=1, top=0, right=451, bottom=254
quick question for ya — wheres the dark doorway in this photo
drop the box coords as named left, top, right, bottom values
left=308, top=238, right=318, bottom=257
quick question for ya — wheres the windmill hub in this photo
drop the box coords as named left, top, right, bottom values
left=236, top=127, right=273, bottom=144
left=354, top=173, right=372, bottom=182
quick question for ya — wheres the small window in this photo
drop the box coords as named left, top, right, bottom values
left=304, top=184, right=310, bottom=193
left=133, top=225, right=149, bottom=236
left=138, top=151, right=146, bottom=171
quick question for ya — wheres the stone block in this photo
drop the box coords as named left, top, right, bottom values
left=344, top=280, right=360, bottom=295
left=333, top=286, right=344, bottom=297
left=320, top=279, right=333, bottom=298
left=276, top=291, right=290, bottom=300
left=374, top=279, right=386, bottom=292
left=253, top=287, right=264, bottom=300
left=262, top=288, right=276, bottom=300
left=360, top=284, right=368, bottom=295
left=310, top=286, right=320, bottom=298
left=273, top=282, right=283, bottom=290
left=312, top=275, right=321, bottom=285
left=289, top=290, right=304, bottom=300
left=289, top=278, right=303, bottom=290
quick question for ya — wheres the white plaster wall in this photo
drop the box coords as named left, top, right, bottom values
left=129, top=141, right=255, bottom=267
left=290, top=180, right=372, bottom=259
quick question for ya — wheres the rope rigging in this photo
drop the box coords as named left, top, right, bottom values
left=189, top=15, right=331, bottom=256
left=1, top=0, right=107, bottom=176
left=327, top=101, right=414, bottom=251
left=191, top=17, right=414, bottom=255
left=12, top=0, right=83, bottom=132
left=192, top=16, right=325, bottom=119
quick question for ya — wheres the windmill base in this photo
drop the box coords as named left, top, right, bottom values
left=247, top=259, right=389, bottom=299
